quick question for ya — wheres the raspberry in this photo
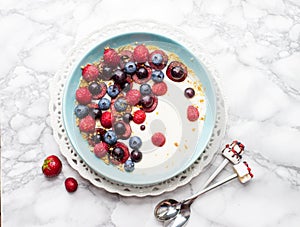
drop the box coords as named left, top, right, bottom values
left=126, top=89, right=141, bottom=106
left=79, top=115, right=96, bottom=133
left=133, top=44, right=149, bottom=63
left=82, top=64, right=99, bottom=82
left=152, top=81, right=168, bottom=96
left=133, top=110, right=146, bottom=124
left=151, top=132, right=166, bottom=147
left=100, top=111, right=112, bottom=128
left=76, top=87, right=92, bottom=105
left=94, top=142, right=109, bottom=158
left=103, top=48, right=120, bottom=68
left=187, top=105, right=199, bottom=121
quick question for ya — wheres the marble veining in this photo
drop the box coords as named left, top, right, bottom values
left=1, top=0, right=300, bottom=226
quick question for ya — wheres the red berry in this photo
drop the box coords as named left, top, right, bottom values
left=126, top=89, right=141, bottom=106
left=76, top=87, right=92, bottom=105
left=114, top=142, right=130, bottom=163
left=148, top=49, right=168, bottom=70
left=94, top=142, right=109, bottom=158
left=100, top=111, right=112, bottom=128
left=103, top=48, right=120, bottom=68
left=152, top=81, right=168, bottom=96
left=166, top=61, right=188, bottom=82
left=187, top=105, right=199, bottom=121
left=133, top=44, right=149, bottom=63
left=79, top=115, right=96, bottom=133
left=42, top=155, right=62, bottom=177
left=65, top=177, right=78, bottom=193
left=82, top=64, right=99, bottom=82
left=133, top=110, right=146, bottom=124
left=151, top=132, right=166, bottom=147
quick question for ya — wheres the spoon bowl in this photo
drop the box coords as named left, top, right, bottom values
left=154, top=199, right=180, bottom=221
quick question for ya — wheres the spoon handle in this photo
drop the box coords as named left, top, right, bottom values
left=201, top=159, right=229, bottom=189
left=183, top=173, right=237, bottom=204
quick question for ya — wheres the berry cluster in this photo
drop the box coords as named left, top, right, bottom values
left=74, top=43, right=197, bottom=172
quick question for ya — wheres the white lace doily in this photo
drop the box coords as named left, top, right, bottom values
left=49, top=21, right=227, bottom=197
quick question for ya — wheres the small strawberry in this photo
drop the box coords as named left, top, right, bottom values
left=42, top=155, right=62, bottom=177
left=100, top=111, right=112, bottom=128
left=133, top=44, right=149, bottom=63
left=79, top=115, right=96, bottom=133
left=65, top=177, right=78, bottom=193
left=76, top=87, right=92, bottom=105
left=151, top=132, right=166, bottom=147
left=133, top=110, right=146, bottom=124
left=94, top=142, right=109, bottom=158
left=152, top=81, right=168, bottom=96
left=103, top=47, right=120, bottom=68
left=82, top=64, right=99, bottom=82
left=187, top=105, right=199, bottom=121
left=125, top=89, right=141, bottom=106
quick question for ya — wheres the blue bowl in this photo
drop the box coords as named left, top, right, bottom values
left=63, top=32, right=216, bottom=185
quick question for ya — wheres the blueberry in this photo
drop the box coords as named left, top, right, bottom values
left=107, top=84, right=120, bottom=98
left=151, top=53, right=163, bottom=65
left=113, top=69, right=127, bottom=84
left=122, top=113, right=133, bottom=123
left=129, top=136, right=142, bottom=150
left=98, top=98, right=111, bottom=110
left=103, top=130, right=117, bottom=145
left=131, top=150, right=143, bottom=162
left=74, top=105, right=89, bottom=119
left=88, top=82, right=101, bottom=95
left=113, top=122, right=126, bottom=135
left=92, top=134, right=102, bottom=144
left=124, top=62, right=137, bottom=74
left=140, top=84, right=152, bottom=96
left=112, top=147, right=124, bottom=161
left=114, top=98, right=128, bottom=112
left=151, top=70, right=164, bottom=83
left=124, top=159, right=135, bottom=172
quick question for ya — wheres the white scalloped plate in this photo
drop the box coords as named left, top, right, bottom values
left=49, top=21, right=227, bottom=196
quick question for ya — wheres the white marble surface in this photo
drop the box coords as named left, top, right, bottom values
left=1, top=0, right=300, bottom=226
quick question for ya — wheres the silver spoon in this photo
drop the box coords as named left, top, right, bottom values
left=155, top=141, right=245, bottom=222
left=155, top=161, right=253, bottom=227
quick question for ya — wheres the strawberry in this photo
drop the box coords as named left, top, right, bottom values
left=103, top=47, right=120, bottom=68
left=133, top=110, right=146, bottom=124
left=94, top=142, right=109, bottom=158
left=79, top=115, right=96, bottom=133
left=64, top=177, right=78, bottom=193
left=187, top=105, right=199, bottom=121
left=76, top=87, right=92, bottom=105
left=133, top=44, right=149, bottom=63
left=42, top=155, right=62, bottom=177
left=82, top=64, right=99, bottom=82
left=125, top=89, right=141, bottom=106
left=100, top=111, right=112, bottom=128
left=152, top=81, right=168, bottom=96
left=151, top=132, right=166, bottom=147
